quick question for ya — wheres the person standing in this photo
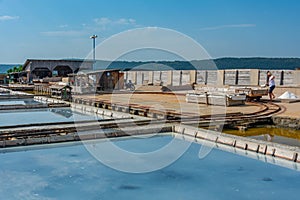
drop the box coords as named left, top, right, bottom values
left=267, top=71, right=276, bottom=102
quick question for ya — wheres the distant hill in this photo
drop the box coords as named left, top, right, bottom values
left=1, top=58, right=299, bottom=74
left=213, top=57, right=300, bottom=70
left=94, top=58, right=300, bottom=71
left=0, top=64, right=19, bottom=74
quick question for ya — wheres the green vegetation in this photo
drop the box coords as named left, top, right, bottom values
left=213, top=57, right=300, bottom=70
left=7, top=65, right=23, bottom=74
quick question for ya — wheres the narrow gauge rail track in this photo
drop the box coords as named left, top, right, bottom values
left=180, top=102, right=283, bottom=127
left=0, top=117, right=176, bottom=142
left=0, top=101, right=283, bottom=148
left=0, top=102, right=282, bottom=138
left=71, top=95, right=282, bottom=122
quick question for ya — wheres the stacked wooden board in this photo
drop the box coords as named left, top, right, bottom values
left=186, top=92, right=247, bottom=106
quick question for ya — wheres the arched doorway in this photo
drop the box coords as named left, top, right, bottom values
left=73, top=68, right=80, bottom=74
left=53, top=65, right=73, bottom=77
left=32, top=68, right=52, bottom=79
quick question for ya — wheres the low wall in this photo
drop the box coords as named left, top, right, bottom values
left=124, top=69, right=300, bottom=87
left=175, top=125, right=300, bottom=169
left=33, top=96, right=300, bottom=170
left=272, top=116, right=300, bottom=130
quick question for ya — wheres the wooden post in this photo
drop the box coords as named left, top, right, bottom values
left=266, top=72, right=269, bottom=85
left=223, top=70, right=225, bottom=85
left=258, top=70, right=261, bottom=86
left=280, top=70, right=284, bottom=85
left=235, top=70, right=239, bottom=85
left=205, top=92, right=209, bottom=105
left=179, top=71, right=183, bottom=86
left=204, top=71, right=208, bottom=85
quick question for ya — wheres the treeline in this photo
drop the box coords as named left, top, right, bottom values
left=0, top=64, right=20, bottom=74
left=7, top=65, right=23, bottom=73
left=213, top=57, right=300, bottom=70
left=2, top=57, right=299, bottom=74
left=97, top=57, right=300, bottom=71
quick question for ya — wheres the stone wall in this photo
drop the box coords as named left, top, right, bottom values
left=272, top=116, right=300, bottom=130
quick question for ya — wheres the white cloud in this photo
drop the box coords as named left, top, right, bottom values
left=94, top=17, right=112, bottom=25
left=0, top=15, right=19, bottom=21
left=116, top=18, right=136, bottom=25
left=41, top=30, right=86, bottom=37
left=94, top=17, right=137, bottom=27
left=200, top=24, right=256, bottom=31
left=42, top=17, right=138, bottom=37
left=59, top=24, right=68, bottom=28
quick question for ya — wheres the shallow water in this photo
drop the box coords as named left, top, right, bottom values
left=0, top=99, right=41, bottom=105
left=0, top=108, right=99, bottom=126
left=0, top=135, right=299, bottom=200
left=223, top=127, right=300, bottom=147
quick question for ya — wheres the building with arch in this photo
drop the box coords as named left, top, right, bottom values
left=22, top=59, right=93, bottom=82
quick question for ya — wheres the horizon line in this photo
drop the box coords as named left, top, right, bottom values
left=1, top=56, right=300, bottom=65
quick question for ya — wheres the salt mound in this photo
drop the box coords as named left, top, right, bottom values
left=278, top=91, right=298, bottom=99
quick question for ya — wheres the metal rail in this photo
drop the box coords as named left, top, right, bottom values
left=179, top=102, right=282, bottom=126
left=0, top=98, right=283, bottom=148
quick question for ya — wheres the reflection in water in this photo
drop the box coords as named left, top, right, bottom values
left=0, top=108, right=97, bottom=127
left=50, top=108, right=73, bottom=118
left=23, top=99, right=40, bottom=105
left=0, top=99, right=41, bottom=106
left=223, top=127, right=300, bottom=148
left=2, top=136, right=300, bottom=199
left=264, top=134, right=274, bottom=142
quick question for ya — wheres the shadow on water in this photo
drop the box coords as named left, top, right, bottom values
left=118, top=185, right=141, bottom=190
left=50, top=108, right=73, bottom=118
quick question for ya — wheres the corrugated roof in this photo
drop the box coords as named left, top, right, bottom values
left=22, top=59, right=94, bottom=70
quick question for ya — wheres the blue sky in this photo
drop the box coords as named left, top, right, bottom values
left=1, top=0, right=300, bottom=63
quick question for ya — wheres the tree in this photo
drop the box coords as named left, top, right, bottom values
left=7, top=65, right=23, bottom=74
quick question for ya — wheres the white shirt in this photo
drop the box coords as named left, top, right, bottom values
left=269, top=75, right=275, bottom=87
